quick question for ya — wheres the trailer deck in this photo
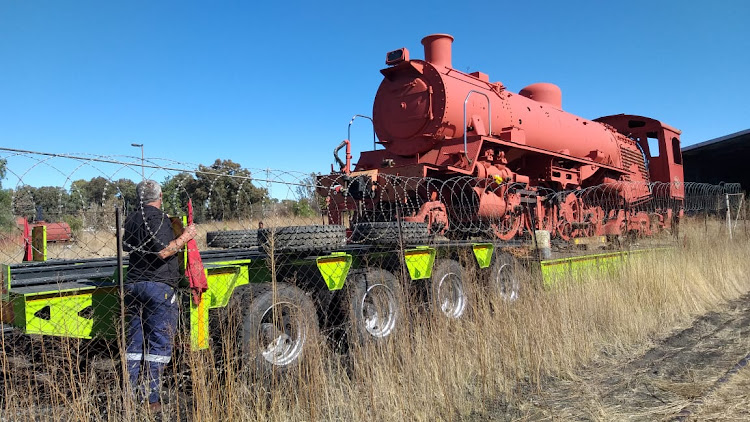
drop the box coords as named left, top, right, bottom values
left=1, top=236, right=674, bottom=354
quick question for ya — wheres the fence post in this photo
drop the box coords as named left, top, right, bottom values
left=115, top=207, right=130, bottom=416
left=744, top=194, right=748, bottom=237
left=726, top=193, right=733, bottom=240
left=395, top=205, right=409, bottom=283
left=732, top=193, right=744, bottom=233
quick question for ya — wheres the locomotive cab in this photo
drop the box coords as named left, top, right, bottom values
left=595, top=114, right=684, bottom=199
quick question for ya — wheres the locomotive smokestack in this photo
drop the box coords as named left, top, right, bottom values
left=421, top=34, right=454, bottom=68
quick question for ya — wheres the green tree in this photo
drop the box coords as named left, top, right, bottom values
left=69, top=179, right=89, bottom=210
left=83, top=176, right=112, bottom=206
left=162, top=172, right=198, bottom=218
left=114, top=178, right=137, bottom=211
left=32, top=186, right=72, bottom=220
left=0, top=159, right=15, bottom=231
left=194, top=159, right=267, bottom=221
left=12, top=185, right=36, bottom=220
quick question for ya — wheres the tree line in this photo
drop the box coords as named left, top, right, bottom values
left=0, top=158, right=320, bottom=233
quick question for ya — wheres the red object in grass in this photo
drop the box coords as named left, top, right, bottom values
left=185, top=200, right=208, bottom=305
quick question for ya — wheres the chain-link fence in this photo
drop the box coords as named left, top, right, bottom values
left=0, top=148, right=745, bottom=419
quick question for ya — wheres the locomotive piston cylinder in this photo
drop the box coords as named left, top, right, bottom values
left=473, top=188, right=508, bottom=219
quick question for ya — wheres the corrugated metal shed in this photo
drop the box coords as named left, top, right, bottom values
left=682, top=129, right=750, bottom=190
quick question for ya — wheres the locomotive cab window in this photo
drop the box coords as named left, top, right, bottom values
left=672, top=137, right=682, bottom=165
left=647, top=135, right=660, bottom=158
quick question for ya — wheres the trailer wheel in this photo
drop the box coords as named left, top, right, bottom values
left=350, top=221, right=429, bottom=245
left=258, top=225, right=346, bottom=254
left=229, top=283, right=320, bottom=377
left=206, top=229, right=258, bottom=248
left=488, top=253, right=522, bottom=302
left=427, top=259, right=469, bottom=319
left=345, top=268, right=401, bottom=344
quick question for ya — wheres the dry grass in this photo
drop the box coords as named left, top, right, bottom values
left=1, top=219, right=750, bottom=421
left=695, top=368, right=750, bottom=421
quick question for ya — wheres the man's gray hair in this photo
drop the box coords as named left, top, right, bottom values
left=136, top=179, right=162, bottom=204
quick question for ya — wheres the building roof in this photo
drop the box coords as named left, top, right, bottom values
left=682, top=128, right=750, bottom=153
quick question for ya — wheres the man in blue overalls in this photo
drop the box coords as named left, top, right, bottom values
left=123, top=179, right=197, bottom=411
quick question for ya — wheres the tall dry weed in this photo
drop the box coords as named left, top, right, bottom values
left=1, top=219, right=749, bottom=421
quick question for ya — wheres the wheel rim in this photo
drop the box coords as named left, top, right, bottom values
left=436, top=272, right=467, bottom=318
left=494, top=263, right=519, bottom=302
left=360, top=283, right=398, bottom=338
left=257, top=301, right=306, bottom=366
left=491, top=212, right=521, bottom=241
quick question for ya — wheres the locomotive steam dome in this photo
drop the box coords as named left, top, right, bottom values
left=519, top=83, right=562, bottom=109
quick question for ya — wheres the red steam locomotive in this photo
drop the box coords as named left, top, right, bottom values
left=320, top=34, right=684, bottom=241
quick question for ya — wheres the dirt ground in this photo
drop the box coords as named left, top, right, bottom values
left=472, top=292, right=750, bottom=421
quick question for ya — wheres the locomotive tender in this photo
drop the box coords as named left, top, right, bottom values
left=321, top=34, right=684, bottom=241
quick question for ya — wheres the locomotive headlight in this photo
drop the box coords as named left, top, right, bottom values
left=386, top=48, right=409, bottom=66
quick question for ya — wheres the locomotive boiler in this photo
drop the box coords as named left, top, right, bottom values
left=320, top=34, right=685, bottom=241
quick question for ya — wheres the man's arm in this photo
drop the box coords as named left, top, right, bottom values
left=158, top=223, right=197, bottom=259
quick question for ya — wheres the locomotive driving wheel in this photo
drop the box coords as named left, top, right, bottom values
left=556, top=193, right=582, bottom=241
left=584, top=207, right=605, bottom=237
left=489, top=190, right=523, bottom=241
left=538, top=203, right=556, bottom=233
left=491, top=210, right=522, bottom=241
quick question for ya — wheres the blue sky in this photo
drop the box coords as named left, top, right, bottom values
left=1, top=0, right=748, bottom=189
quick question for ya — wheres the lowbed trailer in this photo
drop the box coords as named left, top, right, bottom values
left=0, top=231, right=668, bottom=374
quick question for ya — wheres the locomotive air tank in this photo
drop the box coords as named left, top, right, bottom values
left=373, top=34, right=622, bottom=168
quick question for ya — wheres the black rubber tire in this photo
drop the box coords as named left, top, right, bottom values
left=206, top=229, right=258, bottom=248
left=427, top=259, right=470, bottom=319
left=343, top=268, right=401, bottom=344
left=487, top=253, right=522, bottom=302
left=258, top=225, right=346, bottom=254
left=224, top=282, right=320, bottom=378
left=350, top=221, right=429, bottom=246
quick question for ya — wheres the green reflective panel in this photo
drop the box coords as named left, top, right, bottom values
left=472, top=243, right=494, bottom=269
left=24, top=293, right=94, bottom=338
left=316, top=252, right=352, bottom=291
left=404, top=246, right=436, bottom=280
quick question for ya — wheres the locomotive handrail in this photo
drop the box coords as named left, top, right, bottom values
left=348, top=114, right=377, bottom=150
left=463, top=90, right=492, bottom=165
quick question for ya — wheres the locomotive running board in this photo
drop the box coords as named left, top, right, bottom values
left=471, top=136, right=629, bottom=175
